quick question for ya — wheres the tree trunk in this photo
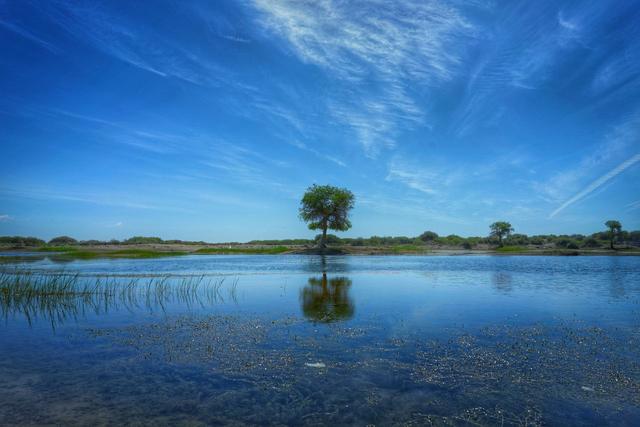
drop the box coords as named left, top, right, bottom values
left=319, top=225, right=328, bottom=249
left=610, top=236, right=614, bottom=250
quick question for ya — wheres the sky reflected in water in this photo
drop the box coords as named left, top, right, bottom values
left=1, top=255, right=639, bottom=425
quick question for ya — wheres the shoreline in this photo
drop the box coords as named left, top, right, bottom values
left=1, top=244, right=639, bottom=259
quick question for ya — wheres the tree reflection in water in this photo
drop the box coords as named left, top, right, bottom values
left=300, top=273, right=354, bottom=323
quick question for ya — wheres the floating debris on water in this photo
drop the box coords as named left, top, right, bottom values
left=305, top=362, right=326, bottom=368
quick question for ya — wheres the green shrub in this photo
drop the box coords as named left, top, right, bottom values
left=495, top=246, right=525, bottom=253
left=581, top=238, right=600, bottom=248
left=123, top=236, right=164, bottom=244
left=419, top=231, right=438, bottom=242
left=195, top=246, right=289, bottom=255
left=0, top=236, right=45, bottom=246
left=314, top=234, right=342, bottom=245
left=48, top=236, right=78, bottom=246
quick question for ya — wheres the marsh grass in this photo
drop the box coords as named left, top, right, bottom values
left=35, top=246, right=288, bottom=258
left=495, top=246, right=584, bottom=256
left=495, top=246, right=526, bottom=253
left=390, top=244, right=429, bottom=254
left=37, top=246, right=77, bottom=252
left=0, top=272, right=236, bottom=329
left=36, top=247, right=189, bottom=259
left=109, top=249, right=189, bottom=258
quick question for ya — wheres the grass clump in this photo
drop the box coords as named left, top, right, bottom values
left=0, top=272, right=232, bottom=328
left=37, top=246, right=77, bottom=253
left=495, top=246, right=526, bottom=253
left=391, top=244, right=429, bottom=254
left=195, top=246, right=289, bottom=255
left=109, top=249, right=188, bottom=258
left=37, top=247, right=188, bottom=259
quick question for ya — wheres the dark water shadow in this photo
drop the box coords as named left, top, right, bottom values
left=492, top=271, right=513, bottom=294
left=302, top=255, right=352, bottom=275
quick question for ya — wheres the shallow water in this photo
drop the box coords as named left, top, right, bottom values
left=1, top=255, right=639, bottom=425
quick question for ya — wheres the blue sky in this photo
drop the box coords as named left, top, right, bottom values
left=1, top=0, right=639, bottom=241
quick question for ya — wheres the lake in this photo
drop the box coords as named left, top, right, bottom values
left=1, top=254, right=639, bottom=426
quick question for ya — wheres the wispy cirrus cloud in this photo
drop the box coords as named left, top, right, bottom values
left=0, top=18, right=59, bottom=53
left=385, top=156, right=446, bottom=195
left=448, top=3, right=577, bottom=136
left=0, top=186, right=184, bottom=212
left=199, top=140, right=291, bottom=192
left=288, top=140, right=346, bottom=167
left=534, top=112, right=640, bottom=204
left=549, top=153, right=640, bottom=218
left=447, top=1, right=638, bottom=138
left=358, top=193, right=469, bottom=225
left=386, top=150, right=529, bottom=198
left=253, top=0, right=473, bottom=82
left=252, top=0, right=476, bottom=155
left=0, top=214, right=12, bottom=222
left=20, top=105, right=294, bottom=194
left=33, top=107, right=186, bottom=155
left=33, top=1, right=240, bottom=88
left=626, top=200, right=640, bottom=212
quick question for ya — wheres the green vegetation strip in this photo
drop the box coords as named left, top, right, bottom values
left=495, top=246, right=526, bottom=253
left=390, top=244, right=430, bottom=254
left=195, top=246, right=289, bottom=255
left=34, top=246, right=291, bottom=258
left=37, top=247, right=188, bottom=259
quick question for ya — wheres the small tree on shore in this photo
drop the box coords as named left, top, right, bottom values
left=605, top=220, right=622, bottom=250
left=489, top=221, right=514, bottom=247
left=299, top=184, right=355, bottom=249
left=419, top=231, right=438, bottom=242
left=48, top=236, right=78, bottom=246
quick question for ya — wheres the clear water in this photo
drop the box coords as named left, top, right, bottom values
left=1, top=255, right=639, bottom=425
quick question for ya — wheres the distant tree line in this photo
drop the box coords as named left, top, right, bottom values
left=251, top=220, right=640, bottom=250
left=1, top=221, right=638, bottom=249
left=0, top=235, right=208, bottom=247
left=249, top=233, right=639, bottom=250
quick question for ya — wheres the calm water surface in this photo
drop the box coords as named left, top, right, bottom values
left=1, top=255, right=639, bottom=426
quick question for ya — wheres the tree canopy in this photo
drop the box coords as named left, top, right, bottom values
left=489, top=221, right=514, bottom=246
left=419, top=231, right=439, bottom=242
left=299, top=184, right=355, bottom=248
left=48, top=236, right=78, bottom=246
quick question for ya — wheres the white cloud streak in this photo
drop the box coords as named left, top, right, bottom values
left=0, top=186, right=185, bottom=212
left=0, top=214, right=12, bottom=222
left=533, top=112, right=640, bottom=204
left=386, top=157, right=441, bottom=195
left=253, top=0, right=475, bottom=155
left=35, top=1, right=240, bottom=88
left=0, top=18, right=59, bottom=53
left=549, top=153, right=640, bottom=218
left=288, top=140, right=346, bottom=167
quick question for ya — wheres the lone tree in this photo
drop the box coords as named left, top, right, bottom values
left=419, top=231, right=439, bottom=242
left=490, top=221, right=514, bottom=247
left=605, top=220, right=622, bottom=250
left=299, top=184, right=355, bottom=249
left=48, top=236, right=78, bottom=246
